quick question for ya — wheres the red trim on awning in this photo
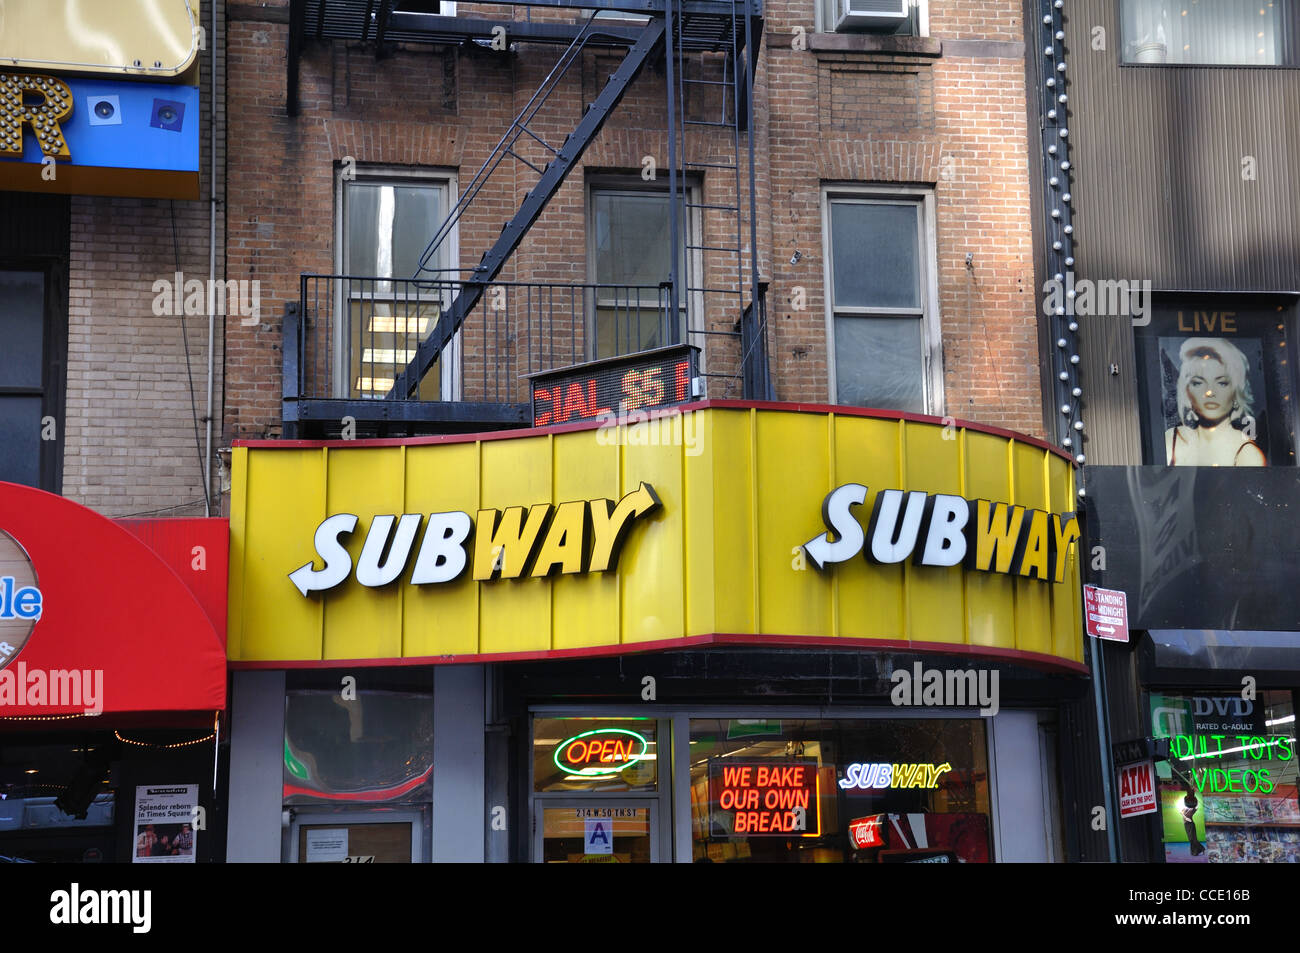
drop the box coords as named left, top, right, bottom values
left=0, top=482, right=227, bottom=717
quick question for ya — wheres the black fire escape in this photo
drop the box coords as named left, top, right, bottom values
left=282, top=0, right=770, bottom=437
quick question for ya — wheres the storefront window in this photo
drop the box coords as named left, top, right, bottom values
left=532, top=717, right=658, bottom=793
left=283, top=689, right=434, bottom=804
left=1152, top=690, right=1298, bottom=863
left=689, top=718, right=991, bottom=863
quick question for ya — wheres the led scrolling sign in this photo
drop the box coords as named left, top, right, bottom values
left=531, top=345, right=699, bottom=426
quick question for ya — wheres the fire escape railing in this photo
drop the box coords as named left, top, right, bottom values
left=283, top=0, right=770, bottom=436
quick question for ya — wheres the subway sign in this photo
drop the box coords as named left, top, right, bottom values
left=803, top=484, right=1080, bottom=584
left=289, top=484, right=660, bottom=596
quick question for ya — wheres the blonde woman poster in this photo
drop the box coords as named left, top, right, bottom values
left=1160, top=337, right=1267, bottom=467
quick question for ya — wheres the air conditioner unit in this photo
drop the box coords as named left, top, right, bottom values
left=834, top=0, right=909, bottom=32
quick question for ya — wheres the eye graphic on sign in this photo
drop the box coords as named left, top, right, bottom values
left=0, top=529, right=42, bottom=672
left=553, top=728, right=651, bottom=780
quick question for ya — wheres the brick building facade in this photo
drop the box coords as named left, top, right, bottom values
left=223, top=0, right=1046, bottom=450
left=0, top=2, right=229, bottom=518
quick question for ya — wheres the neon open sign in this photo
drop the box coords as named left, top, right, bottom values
left=554, top=728, right=651, bottom=779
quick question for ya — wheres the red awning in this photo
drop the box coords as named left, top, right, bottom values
left=0, top=482, right=226, bottom=718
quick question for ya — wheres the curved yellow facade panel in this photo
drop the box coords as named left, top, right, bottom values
left=0, top=0, right=200, bottom=77
left=227, top=404, right=1085, bottom=671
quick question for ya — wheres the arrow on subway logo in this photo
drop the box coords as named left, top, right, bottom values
left=288, top=483, right=662, bottom=596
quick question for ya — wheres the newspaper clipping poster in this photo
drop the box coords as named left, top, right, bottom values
left=133, top=785, right=198, bottom=863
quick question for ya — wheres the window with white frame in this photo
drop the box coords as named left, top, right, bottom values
left=337, top=168, right=457, bottom=401
left=823, top=189, right=939, bottom=413
left=587, top=183, right=697, bottom=361
left=817, top=0, right=927, bottom=36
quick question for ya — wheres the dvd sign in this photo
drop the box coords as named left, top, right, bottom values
left=0, top=529, right=41, bottom=672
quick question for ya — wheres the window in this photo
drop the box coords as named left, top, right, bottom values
left=1121, top=0, right=1293, bottom=66
left=691, top=717, right=991, bottom=862
left=823, top=189, right=940, bottom=413
left=587, top=183, right=697, bottom=361
left=817, top=0, right=927, bottom=36
left=336, top=168, right=457, bottom=400
left=1150, top=690, right=1297, bottom=862
left=0, top=267, right=64, bottom=491
left=392, top=1, right=457, bottom=17
left=283, top=684, right=434, bottom=863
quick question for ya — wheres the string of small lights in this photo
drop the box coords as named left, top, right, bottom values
left=113, top=730, right=216, bottom=750
left=0, top=713, right=99, bottom=723
left=1041, top=0, right=1087, bottom=495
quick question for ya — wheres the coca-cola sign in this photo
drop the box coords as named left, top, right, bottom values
left=848, top=814, right=885, bottom=850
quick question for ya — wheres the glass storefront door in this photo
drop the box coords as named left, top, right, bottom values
left=534, top=801, right=658, bottom=863
left=289, top=809, right=424, bottom=863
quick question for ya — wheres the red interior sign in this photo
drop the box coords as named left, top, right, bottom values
left=708, top=761, right=819, bottom=837
left=849, top=814, right=885, bottom=849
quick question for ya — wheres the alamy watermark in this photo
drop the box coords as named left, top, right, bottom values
left=1043, top=272, right=1152, bottom=327
left=595, top=408, right=704, bottom=456
left=151, top=272, right=261, bottom=325
left=0, top=662, right=104, bottom=714
left=50, top=884, right=151, bottom=933
left=891, top=662, right=999, bottom=717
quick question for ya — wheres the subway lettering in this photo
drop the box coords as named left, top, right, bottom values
left=803, top=484, right=1078, bottom=584
left=288, top=483, right=660, bottom=596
